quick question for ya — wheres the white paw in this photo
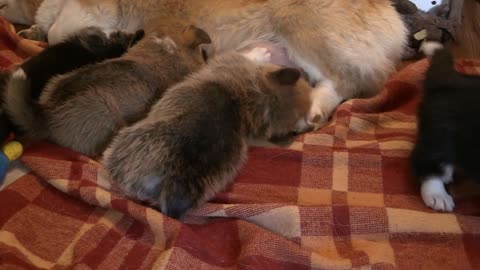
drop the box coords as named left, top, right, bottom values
left=243, top=47, right=271, bottom=64
left=420, top=41, right=444, bottom=57
left=421, top=178, right=455, bottom=212
left=308, top=80, right=342, bottom=130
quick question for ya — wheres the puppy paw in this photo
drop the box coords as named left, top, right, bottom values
left=421, top=178, right=455, bottom=212
left=243, top=47, right=272, bottom=64
left=308, top=80, right=342, bottom=130
left=17, top=25, right=47, bottom=41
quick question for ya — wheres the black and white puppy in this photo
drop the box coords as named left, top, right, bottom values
left=18, top=27, right=144, bottom=100
left=411, top=42, right=480, bottom=212
left=2, top=27, right=144, bottom=142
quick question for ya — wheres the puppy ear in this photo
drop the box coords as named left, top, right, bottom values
left=199, top=43, right=214, bottom=62
left=76, top=27, right=109, bottom=52
left=268, top=68, right=301, bottom=86
left=184, top=25, right=212, bottom=49
left=129, top=29, right=145, bottom=47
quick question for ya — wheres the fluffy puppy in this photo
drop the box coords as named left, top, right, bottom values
left=102, top=50, right=314, bottom=218
left=411, top=42, right=480, bottom=212
left=35, top=21, right=211, bottom=156
left=3, top=27, right=143, bottom=142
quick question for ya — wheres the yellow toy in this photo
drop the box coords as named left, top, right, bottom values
left=0, top=141, right=23, bottom=185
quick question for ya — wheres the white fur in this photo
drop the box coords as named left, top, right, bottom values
left=34, top=0, right=66, bottom=33
left=286, top=49, right=325, bottom=84
left=421, top=165, right=455, bottom=212
left=295, top=117, right=311, bottom=133
left=153, top=36, right=177, bottom=53
left=242, top=47, right=272, bottom=64
left=3, top=69, right=41, bottom=135
left=44, top=0, right=117, bottom=44
left=0, top=0, right=33, bottom=24
left=12, top=68, right=26, bottom=79
left=420, top=41, right=444, bottom=57
left=308, top=79, right=342, bottom=129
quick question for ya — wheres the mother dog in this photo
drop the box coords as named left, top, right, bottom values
left=1, top=0, right=407, bottom=126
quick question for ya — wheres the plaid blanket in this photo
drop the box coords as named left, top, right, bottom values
left=1, top=17, right=480, bottom=269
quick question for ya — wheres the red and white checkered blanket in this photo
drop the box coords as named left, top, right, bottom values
left=1, top=17, right=480, bottom=269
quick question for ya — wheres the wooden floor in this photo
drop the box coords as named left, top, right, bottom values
left=452, top=0, right=480, bottom=58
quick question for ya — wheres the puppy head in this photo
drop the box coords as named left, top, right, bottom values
left=250, top=65, right=314, bottom=146
left=146, top=18, right=213, bottom=64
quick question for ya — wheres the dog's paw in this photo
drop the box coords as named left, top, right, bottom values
left=308, top=80, right=342, bottom=130
left=243, top=47, right=272, bottom=64
left=421, top=178, right=455, bottom=212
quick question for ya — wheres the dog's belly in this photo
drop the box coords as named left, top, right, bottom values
left=238, top=42, right=313, bottom=84
left=238, top=43, right=295, bottom=68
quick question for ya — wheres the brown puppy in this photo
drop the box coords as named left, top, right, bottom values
left=102, top=50, right=313, bottom=218
left=29, top=20, right=211, bottom=157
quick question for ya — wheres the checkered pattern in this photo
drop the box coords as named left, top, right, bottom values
left=1, top=16, right=480, bottom=269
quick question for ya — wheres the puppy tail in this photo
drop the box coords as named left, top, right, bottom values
left=421, top=41, right=458, bottom=84
left=3, top=68, right=48, bottom=138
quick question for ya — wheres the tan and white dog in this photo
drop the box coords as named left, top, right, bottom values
left=0, top=0, right=408, bottom=127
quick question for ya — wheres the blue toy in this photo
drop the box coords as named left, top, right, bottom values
left=0, top=141, right=23, bottom=186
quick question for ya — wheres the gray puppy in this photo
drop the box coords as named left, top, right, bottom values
left=102, top=50, right=314, bottom=218
left=18, top=20, right=211, bottom=156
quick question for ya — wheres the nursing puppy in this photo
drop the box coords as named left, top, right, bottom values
left=3, top=27, right=143, bottom=142
left=2, top=0, right=407, bottom=128
left=32, top=21, right=211, bottom=156
left=411, top=42, right=480, bottom=212
left=21, top=27, right=144, bottom=100
left=103, top=51, right=314, bottom=218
